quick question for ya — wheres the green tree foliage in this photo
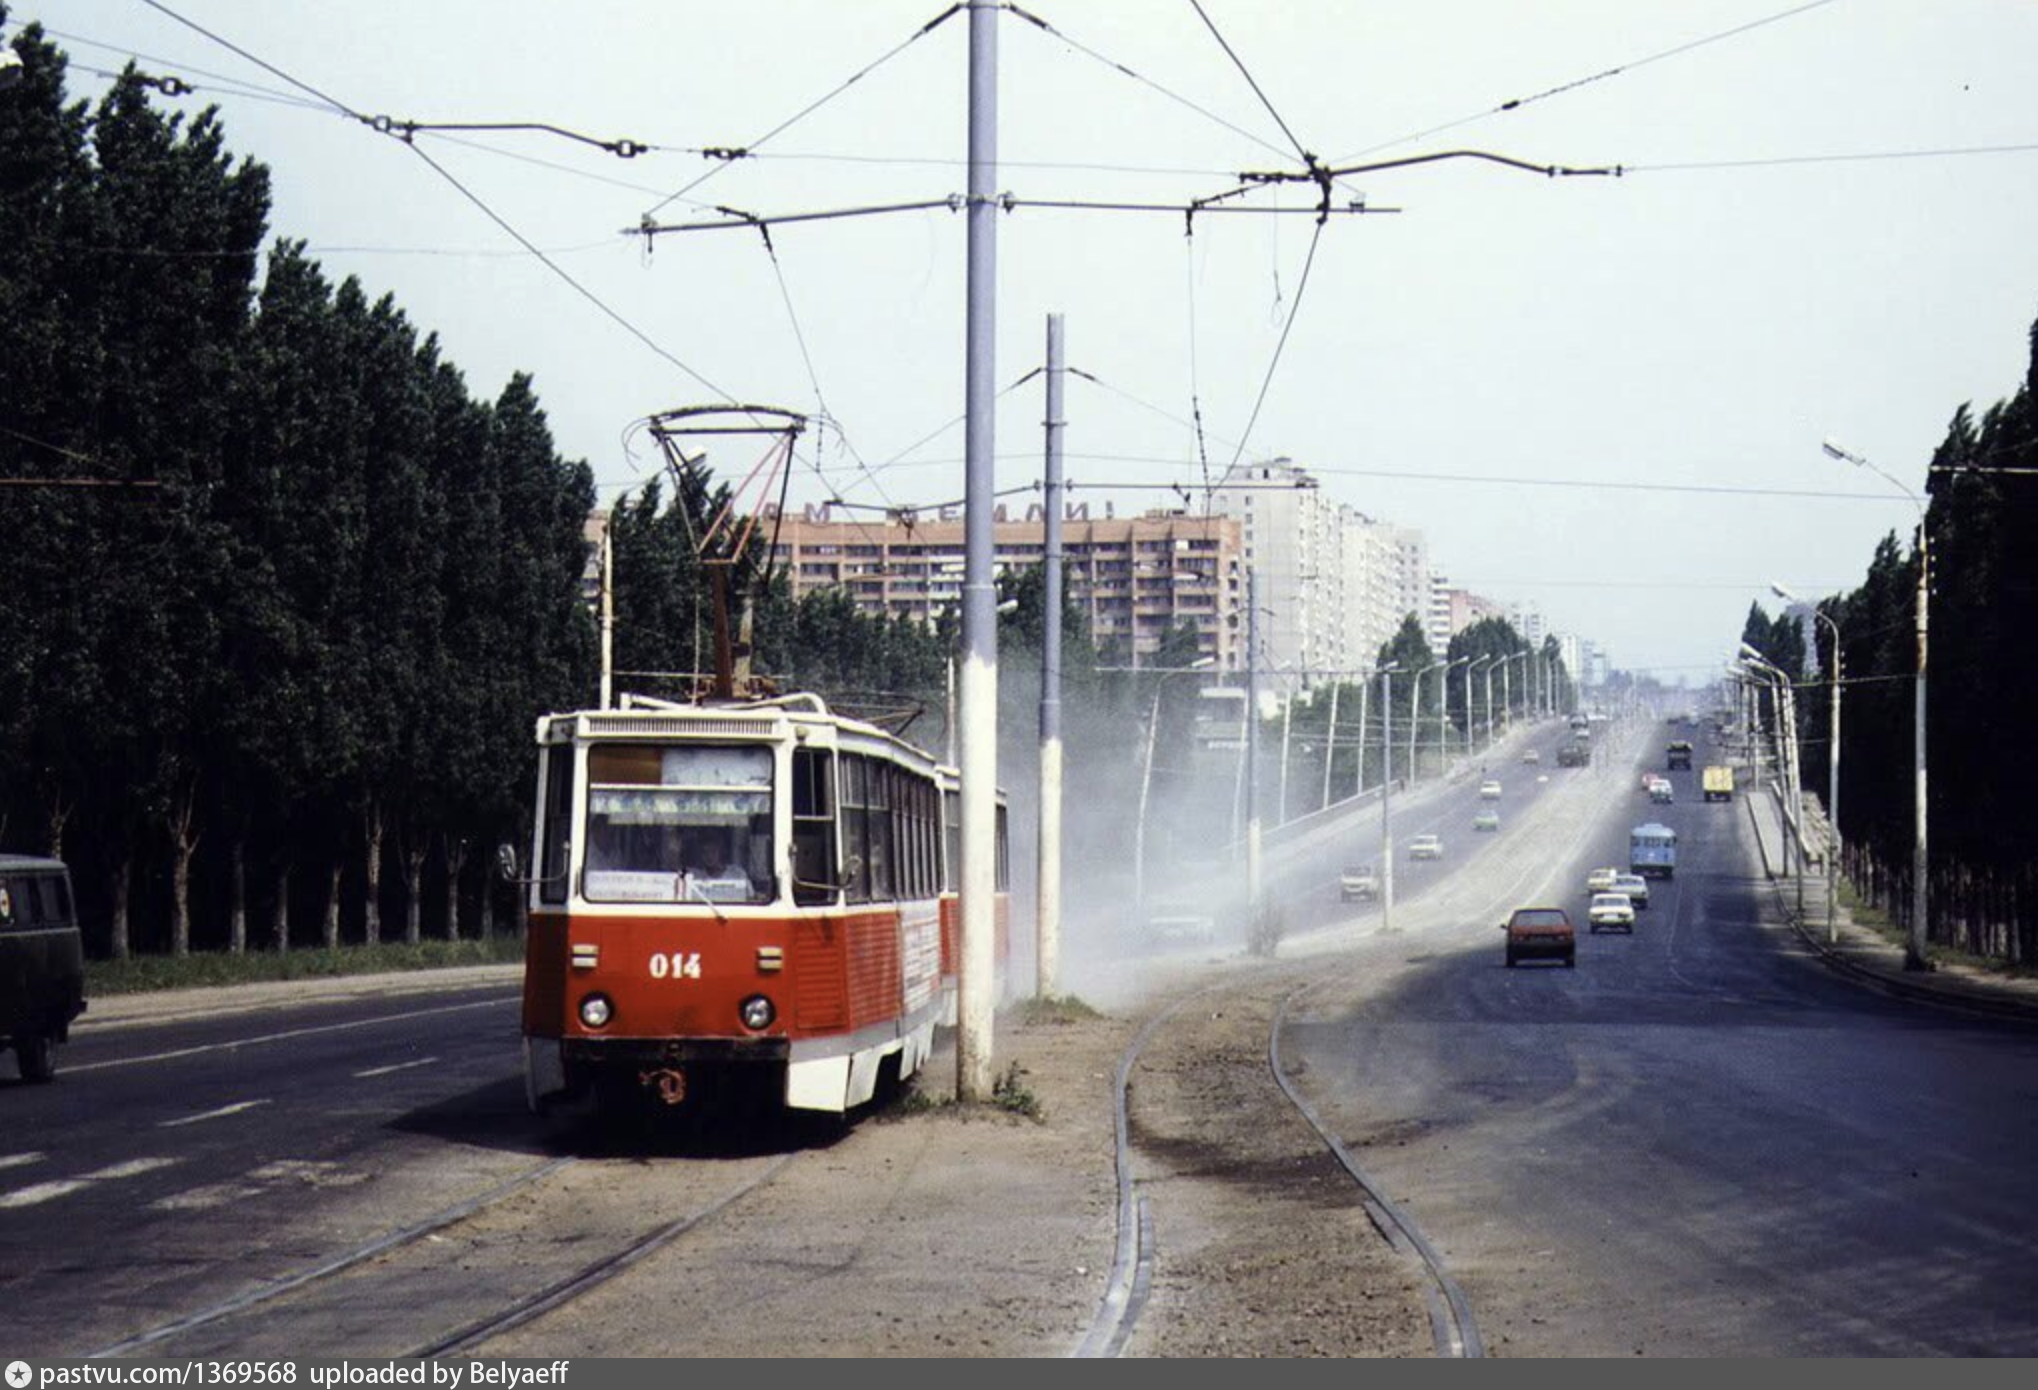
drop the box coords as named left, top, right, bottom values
left=1791, top=310, right=2038, bottom=960
left=0, top=31, right=595, bottom=957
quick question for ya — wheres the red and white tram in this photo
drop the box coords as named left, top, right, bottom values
left=519, top=692, right=1009, bottom=1115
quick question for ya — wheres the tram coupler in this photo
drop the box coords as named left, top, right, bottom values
left=640, top=1066, right=688, bottom=1106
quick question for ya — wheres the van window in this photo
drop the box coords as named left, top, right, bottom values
left=42, top=875, right=72, bottom=923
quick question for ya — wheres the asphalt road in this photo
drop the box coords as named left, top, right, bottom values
left=1279, top=719, right=2038, bottom=1355
left=0, top=981, right=542, bottom=1356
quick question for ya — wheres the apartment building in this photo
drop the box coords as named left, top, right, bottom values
left=767, top=505, right=1243, bottom=667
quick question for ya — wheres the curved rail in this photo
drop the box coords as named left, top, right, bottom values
left=1269, top=983, right=1483, bottom=1358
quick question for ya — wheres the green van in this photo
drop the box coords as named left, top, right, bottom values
left=0, top=855, right=87, bottom=1082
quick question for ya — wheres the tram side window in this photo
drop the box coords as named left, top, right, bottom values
left=942, top=790, right=961, bottom=893
left=791, top=748, right=838, bottom=906
left=841, top=754, right=871, bottom=903
left=541, top=744, right=573, bottom=904
left=866, top=758, right=894, bottom=901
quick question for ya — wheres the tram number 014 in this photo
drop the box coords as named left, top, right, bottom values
left=649, top=951, right=702, bottom=981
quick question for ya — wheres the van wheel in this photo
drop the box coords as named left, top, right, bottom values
left=1504, top=948, right=1518, bottom=969
left=1564, top=952, right=1577, bottom=969
left=16, top=1033, right=56, bottom=1083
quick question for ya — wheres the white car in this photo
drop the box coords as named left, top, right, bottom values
left=1586, top=866, right=1621, bottom=893
left=1522, top=748, right=1541, bottom=765
left=1479, top=780, right=1503, bottom=800
left=1339, top=865, right=1380, bottom=902
left=1473, top=810, right=1500, bottom=832
left=1588, top=892, right=1636, bottom=934
left=1611, top=872, right=1652, bottom=910
left=1408, top=834, right=1444, bottom=861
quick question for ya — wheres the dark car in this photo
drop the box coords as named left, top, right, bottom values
left=1, top=855, right=87, bottom=1082
left=1502, top=906, right=1576, bottom=968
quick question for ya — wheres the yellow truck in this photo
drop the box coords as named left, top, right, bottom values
left=1702, top=765, right=1735, bottom=802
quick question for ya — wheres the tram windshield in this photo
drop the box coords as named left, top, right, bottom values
left=583, top=744, right=774, bottom=904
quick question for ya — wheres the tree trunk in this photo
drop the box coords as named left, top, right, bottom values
left=363, top=803, right=385, bottom=946
left=480, top=876, right=496, bottom=938
left=404, top=846, right=426, bottom=946
left=47, top=791, right=72, bottom=860
left=229, top=838, right=247, bottom=954
left=323, top=859, right=342, bottom=950
left=443, top=841, right=469, bottom=940
left=169, top=787, right=201, bottom=958
left=273, top=861, right=292, bottom=954
left=110, top=848, right=133, bottom=961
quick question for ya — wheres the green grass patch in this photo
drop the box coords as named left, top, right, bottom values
left=876, top=1061, right=1046, bottom=1124
left=1007, top=993, right=1105, bottom=1026
left=1833, top=879, right=2038, bottom=980
left=85, top=935, right=526, bottom=996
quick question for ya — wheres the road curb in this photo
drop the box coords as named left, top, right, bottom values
left=78, top=963, right=523, bottom=1032
left=1743, top=789, right=2038, bottom=1025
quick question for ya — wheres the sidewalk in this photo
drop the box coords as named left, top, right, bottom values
left=79, top=962, right=523, bottom=1032
left=1743, top=786, right=2038, bottom=1022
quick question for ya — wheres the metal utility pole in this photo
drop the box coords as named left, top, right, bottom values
left=1484, top=660, right=1497, bottom=750
left=1277, top=692, right=1294, bottom=825
left=1823, top=437, right=1928, bottom=969
left=1463, top=659, right=1479, bottom=760
left=598, top=518, right=615, bottom=710
left=1379, top=664, right=1398, bottom=932
left=956, top=0, right=999, bottom=1101
left=1245, top=567, right=1263, bottom=913
left=1036, top=313, right=1064, bottom=999
left=1407, top=663, right=1430, bottom=782
left=1354, top=674, right=1370, bottom=799
left=1319, top=681, right=1340, bottom=810
left=1911, top=532, right=1929, bottom=969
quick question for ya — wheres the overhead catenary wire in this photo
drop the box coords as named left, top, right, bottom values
left=1332, top=0, right=1844, bottom=163
left=1186, top=0, right=1310, bottom=165
left=639, top=3, right=964, bottom=220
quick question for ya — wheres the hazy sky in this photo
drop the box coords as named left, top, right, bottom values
left=17, top=1, right=2038, bottom=677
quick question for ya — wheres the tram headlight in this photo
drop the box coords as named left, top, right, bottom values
left=739, top=995, right=775, bottom=1031
left=578, top=993, right=614, bottom=1029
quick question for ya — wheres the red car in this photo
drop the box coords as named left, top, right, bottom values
left=1502, top=907, right=1576, bottom=968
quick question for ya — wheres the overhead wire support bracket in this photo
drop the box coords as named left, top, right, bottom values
left=630, top=196, right=965, bottom=241
left=362, top=114, right=651, bottom=158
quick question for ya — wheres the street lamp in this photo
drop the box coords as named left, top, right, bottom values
left=1775, top=580, right=1843, bottom=944
left=1823, top=436, right=1930, bottom=970
left=1482, top=657, right=1499, bottom=751
left=1133, top=656, right=1216, bottom=920
left=1739, top=646, right=1808, bottom=925
left=1464, top=656, right=1490, bottom=756
left=1435, top=655, right=1470, bottom=770
left=1407, top=662, right=1438, bottom=781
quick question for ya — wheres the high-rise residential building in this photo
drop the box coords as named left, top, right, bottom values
left=1209, top=458, right=1438, bottom=686
left=767, top=504, right=1242, bottom=668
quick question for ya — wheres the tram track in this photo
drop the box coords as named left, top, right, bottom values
left=1078, top=725, right=1630, bottom=1358
left=86, top=1138, right=804, bottom=1360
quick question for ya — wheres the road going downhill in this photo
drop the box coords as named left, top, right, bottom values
left=1277, top=721, right=2038, bottom=1355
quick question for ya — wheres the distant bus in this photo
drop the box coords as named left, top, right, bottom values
left=1630, top=823, right=1677, bottom=879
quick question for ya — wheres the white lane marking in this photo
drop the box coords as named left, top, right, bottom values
left=0, top=1156, right=179, bottom=1209
left=66, top=995, right=515, bottom=1074
left=159, top=1099, right=272, bottom=1128
left=0, top=1152, right=46, bottom=1171
left=0, top=1178, right=92, bottom=1209
left=353, top=1056, right=438, bottom=1078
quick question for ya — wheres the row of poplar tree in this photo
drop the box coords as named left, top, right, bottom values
left=1750, top=312, right=2038, bottom=962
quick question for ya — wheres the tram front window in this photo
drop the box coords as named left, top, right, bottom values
left=583, top=744, right=774, bottom=905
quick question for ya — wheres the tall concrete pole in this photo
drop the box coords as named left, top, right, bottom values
left=1407, top=663, right=1428, bottom=782
left=1354, top=674, right=1369, bottom=799
left=598, top=519, right=614, bottom=710
left=1829, top=628, right=1843, bottom=945
left=1910, top=532, right=1929, bottom=970
left=1483, top=661, right=1497, bottom=750
left=1463, top=660, right=1477, bottom=761
left=1319, top=680, right=1340, bottom=810
left=1036, top=313, right=1064, bottom=999
left=1277, top=691, right=1293, bottom=825
left=1246, top=567, right=1263, bottom=912
left=1379, top=665, right=1396, bottom=932
left=957, top=0, right=999, bottom=1100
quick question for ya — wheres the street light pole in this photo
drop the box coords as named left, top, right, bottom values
left=1483, top=659, right=1497, bottom=751
left=1320, top=680, right=1341, bottom=811
left=956, top=0, right=1000, bottom=1100
left=1463, top=658, right=1484, bottom=759
left=1037, top=313, right=1065, bottom=998
left=1379, top=663, right=1401, bottom=933
left=1408, top=662, right=1434, bottom=783
left=1824, top=437, right=1929, bottom=970
left=1132, top=658, right=1214, bottom=926
left=1776, top=581, right=1843, bottom=945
